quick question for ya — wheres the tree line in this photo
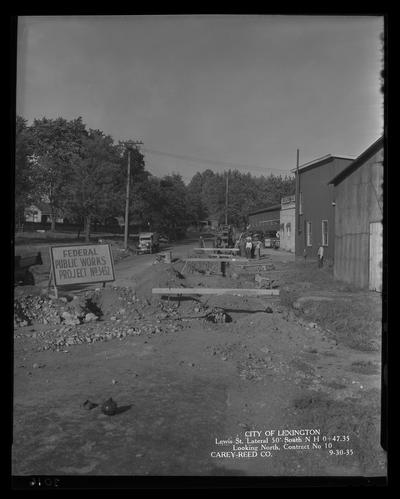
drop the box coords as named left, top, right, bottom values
left=15, top=115, right=295, bottom=241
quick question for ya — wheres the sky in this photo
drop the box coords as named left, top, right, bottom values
left=16, top=15, right=384, bottom=182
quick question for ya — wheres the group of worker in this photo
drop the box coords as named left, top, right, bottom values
left=200, top=233, right=325, bottom=271
left=238, top=236, right=262, bottom=259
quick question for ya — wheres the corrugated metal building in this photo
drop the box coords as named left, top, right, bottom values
left=280, top=195, right=296, bottom=252
left=329, top=137, right=384, bottom=291
left=248, top=204, right=281, bottom=234
left=293, top=155, right=354, bottom=262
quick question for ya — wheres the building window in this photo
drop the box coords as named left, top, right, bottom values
left=299, top=192, right=303, bottom=215
left=306, top=221, right=312, bottom=247
left=322, top=220, right=328, bottom=246
left=286, top=223, right=291, bottom=238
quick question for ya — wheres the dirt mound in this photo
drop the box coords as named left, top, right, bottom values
left=13, top=291, right=105, bottom=328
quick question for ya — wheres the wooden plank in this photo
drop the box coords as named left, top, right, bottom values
left=152, top=287, right=279, bottom=296
left=184, top=258, right=248, bottom=263
left=241, top=268, right=288, bottom=272
left=193, top=247, right=239, bottom=252
left=189, top=255, right=240, bottom=260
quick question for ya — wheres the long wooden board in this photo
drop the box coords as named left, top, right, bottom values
left=152, top=287, right=279, bottom=296
left=193, top=248, right=240, bottom=252
left=184, top=258, right=248, bottom=263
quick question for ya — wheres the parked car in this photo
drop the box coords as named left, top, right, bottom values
left=138, top=232, right=160, bottom=254
left=264, top=237, right=273, bottom=248
left=264, top=231, right=279, bottom=249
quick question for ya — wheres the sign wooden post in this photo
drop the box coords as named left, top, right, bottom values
left=49, top=243, right=115, bottom=294
left=47, top=250, right=58, bottom=298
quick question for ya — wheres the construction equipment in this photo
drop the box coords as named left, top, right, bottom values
left=214, top=224, right=234, bottom=248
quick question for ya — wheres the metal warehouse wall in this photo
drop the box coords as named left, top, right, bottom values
left=295, top=158, right=353, bottom=261
left=334, top=149, right=383, bottom=289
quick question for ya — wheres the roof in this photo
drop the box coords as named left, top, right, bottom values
left=328, top=136, right=384, bottom=186
left=290, top=154, right=356, bottom=174
left=281, top=194, right=295, bottom=204
left=26, top=202, right=52, bottom=215
left=248, top=204, right=281, bottom=216
left=139, top=232, right=156, bottom=237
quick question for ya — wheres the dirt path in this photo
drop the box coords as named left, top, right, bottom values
left=12, top=245, right=386, bottom=476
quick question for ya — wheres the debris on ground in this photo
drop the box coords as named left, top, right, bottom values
left=101, top=398, right=118, bottom=416
left=254, top=274, right=279, bottom=289
left=82, top=400, right=98, bottom=410
left=205, top=308, right=232, bottom=324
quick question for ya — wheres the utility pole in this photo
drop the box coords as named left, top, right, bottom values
left=296, top=149, right=300, bottom=235
left=225, top=170, right=229, bottom=225
left=123, top=140, right=143, bottom=250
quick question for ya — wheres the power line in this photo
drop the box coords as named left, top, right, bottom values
left=142, top=147, right=293, bottom=175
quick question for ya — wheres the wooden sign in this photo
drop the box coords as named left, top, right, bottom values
left=49, top=243, right=115, bottom=287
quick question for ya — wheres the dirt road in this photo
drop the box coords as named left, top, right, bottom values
left=12, top=242, right=386, bottom=477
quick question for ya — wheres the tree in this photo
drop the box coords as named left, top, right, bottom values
left=129, top=176, right=162, bottom=231
left=186, top=169, right=295, bottom=229
left=132, top=174, right=191, bottom=239
left=15, top=116, right=34, bottom=226
left=63, top=129, right=121, bottom=242
left=107, top=142, right=150, bottom=230
left=29, top=117, right=88, bottom=230
left=186, top=172, right=209, bottom=228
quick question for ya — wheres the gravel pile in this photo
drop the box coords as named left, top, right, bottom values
left=14, top=295, right=63, bottom=327
left=14, top=294, right=101, bottom=328
left=14, top=286, right=186, bottom=351
left=14, top=280, right=240, bottom=352
left=15, top=319, right=184, bottom=352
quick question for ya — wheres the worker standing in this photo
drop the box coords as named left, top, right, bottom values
left=317, top=244, right=324, bottom=268
left=245, top=237, right=252, bottom=259
left=240, top=237, right=246, bottom=257
left=255, top=239, right=262, bottom=259
left=215, top=237, right=226, bottom=277
left=251, top=238, right=255, bottom=259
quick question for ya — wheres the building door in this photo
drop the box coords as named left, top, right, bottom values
left=369, top=222, right=382, bottom=292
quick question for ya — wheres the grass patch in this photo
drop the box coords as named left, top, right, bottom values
left=291, top=390, right=385, bottom=475
left=306, top=299, right=381, bottom=351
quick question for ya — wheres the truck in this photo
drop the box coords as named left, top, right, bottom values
left=137, top=232, right=160, bottom=254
